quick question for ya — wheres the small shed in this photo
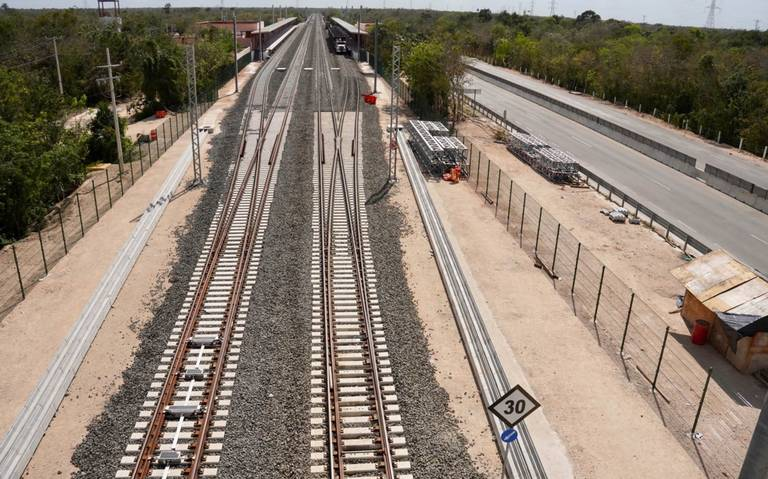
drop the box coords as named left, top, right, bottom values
left=671, top=250, right=768, bottom=373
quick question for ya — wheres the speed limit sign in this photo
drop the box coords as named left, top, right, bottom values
left=489, top=385, right=540, bottom=429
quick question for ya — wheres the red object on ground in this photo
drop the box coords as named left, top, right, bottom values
left=155, top=110, right=167, bottom=119
left=150, top=129, right=158, bottom=141
left=692, top=319, right=710, bottom=345
left=362, top=92, right=377, bottom=105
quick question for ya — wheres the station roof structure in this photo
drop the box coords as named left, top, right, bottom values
left=255, top=17, right=297, bottom=34
left=330, top=17, right=368, bottom=35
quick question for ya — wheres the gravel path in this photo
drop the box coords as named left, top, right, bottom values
left=70, top=76, right=256, bottom=478
left=358, top=70, right=486, bottom=478
left=216, top=38, right=316, bottom=479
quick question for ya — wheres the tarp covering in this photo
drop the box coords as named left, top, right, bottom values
left=716, top=312, right=768, bottom=352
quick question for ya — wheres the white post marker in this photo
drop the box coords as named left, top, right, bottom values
left=489, top=384, right=541, bottom=429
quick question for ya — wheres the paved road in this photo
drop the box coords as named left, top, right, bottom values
left=465, top=73, right=768, bottom=275
left=469, top=60, right=768, bottom=190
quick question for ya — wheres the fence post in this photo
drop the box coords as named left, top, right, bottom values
left=92, top=180, right=99, bottom=222
left=763, top=146, right=767, bottom=159
left=652, top=326, right=671, bottom=392
left=12, top=244, right=25, bottom=300
left=650, top=213, right=655, bottom=228
left=506, top=179, right=513, bottom=230
left=37, top=230, right=48, bottom=275
left=129, top=158, right=135, bottom=186
left=105, top=169, right=113, bottom=208
left=534, top=207, right=543, bottom=255
left=594, top=265, right=606, bottom=322
left=739, top=138, right=744, bottom=151
left=155, top=135, right=160, bottom=159
left=75, top=193, right=84, bottom=237
left=691, top=367, right=713, bottom=435
left=118, top=164, right=124, bottom=196
left=620, top=292, right=635, bottom=356
left=683, top=235, right=690, bottom=254
left=551, top=223, right=561, bottom=273
left=717, top=131, right=721, bottom=143
left=58, top=209, right=67, bottom=254
left=571, top=243, right=581, bottom=295
left=162, top=121, right=168, bottom=151
left=484, top=159, right=491, bottom=197
left=520, top=192, right=527, bottom=242
left=137, top=149, right=144, bottom=176
left=667, top=113, right=671, bottom=123
left=495, top=170, right=501, bottom=216
left=175, top=114, right=180, bottom=139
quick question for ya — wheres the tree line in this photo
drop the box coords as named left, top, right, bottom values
left=343, top=8, right=767, bottom=156
left=0, top=6, right=283, bottom=242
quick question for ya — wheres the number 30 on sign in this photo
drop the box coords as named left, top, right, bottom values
left=489, top=385, right=541, bottom=429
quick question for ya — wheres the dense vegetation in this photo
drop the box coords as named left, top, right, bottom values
left=342, top=8, right=768, bottom=153
left=0, top=6, right=288, bottom=241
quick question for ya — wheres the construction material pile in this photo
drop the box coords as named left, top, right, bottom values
left=506, top=131, right=579, bottom=183
left=407, top=120, right=466, bottom=173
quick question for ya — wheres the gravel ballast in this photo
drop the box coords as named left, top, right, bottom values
left=359, top=71, right=486, bottom=478
left=70, top=76, right=258, bottom=478
left=216, top=37, right=316, bottom=479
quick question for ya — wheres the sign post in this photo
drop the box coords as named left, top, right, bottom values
left=489, top=384, right=540, bottom=430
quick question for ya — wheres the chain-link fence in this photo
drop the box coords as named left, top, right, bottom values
left=459, top=137, right=756, bottom=478
left=0, top=90, right=220, bottom=318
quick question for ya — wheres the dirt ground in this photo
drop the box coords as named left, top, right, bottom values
left=0, top=64, right=259, bottom=478
left=457, top=118, right=689, bottom=329
left=363, top=68, right=503, bottom=477
left=457, top=115, right=764, bottom=477
left=426, top=171, right=704, bottom=479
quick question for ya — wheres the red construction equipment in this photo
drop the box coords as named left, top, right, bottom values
left=442, top=165, right=462, bottom=183
left=362, top=92, right=377, bottom=105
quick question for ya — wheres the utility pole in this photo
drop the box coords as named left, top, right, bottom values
left=373, top=18, right=379, bottom=93
left=740, top=398, right=768, bottom=478
left=259, top=21, right=264, bottom=62
left=549, top=0, right=555, bottom=16
left=97, top=48, right=125, bottom=183
left=357, top=5, right=362, bottom=62
left=232, top=8, right=239, bottom=93
left=529, top=0, right=535, bottom=16
left=184, top=38, right=203, bottom=185
left=50, top=37, right=63, bottom=95
left=272, top=4, right=275, bottom=23
left=756, top=19, right=761, bottom=31
left=388, top=44, right=400, bottom=182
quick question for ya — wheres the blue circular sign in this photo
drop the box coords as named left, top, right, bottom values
left=501, top=428, right=518, bottom=443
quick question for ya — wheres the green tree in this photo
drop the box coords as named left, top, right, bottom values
left=86, top=102, right=132, bottom=165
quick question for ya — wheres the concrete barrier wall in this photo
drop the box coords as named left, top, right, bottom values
left=468, top=64, right=768, bottom=215
left=702, top=164, right=768, bottom=214
left=468, top=65, right=700, bottom=178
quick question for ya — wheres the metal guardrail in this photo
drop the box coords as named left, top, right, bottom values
left=398, top=131, right=547, bottom=479
left=466, top=63, right=698, bottom=171
left=465, top=93, right=711, bottom=257
left=578, top=164, right=711, bottom=256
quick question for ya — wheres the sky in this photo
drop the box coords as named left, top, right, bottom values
left=7, top=0, right=768, bottom=31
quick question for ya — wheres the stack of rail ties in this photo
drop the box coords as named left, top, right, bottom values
left=506, top=130, right=579, bottom=183
left=407, top=120, right=467, bottom=174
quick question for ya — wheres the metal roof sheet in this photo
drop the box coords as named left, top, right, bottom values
left=331, top=17, right=367, bottom=35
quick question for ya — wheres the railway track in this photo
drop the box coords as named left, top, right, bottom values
left=309, top=16, right=411, bottom=479
left=116, top=21, right=311, bottom=479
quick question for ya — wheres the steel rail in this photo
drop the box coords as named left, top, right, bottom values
left=312, top=16, right=345, bottom=479
left=318, top=20, right=396, bottom=477
left=334, top=70, right=395, bottom=479
left=131, top=22, right=312, bottom=478
left=397, top=131, right=547, bottom=479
